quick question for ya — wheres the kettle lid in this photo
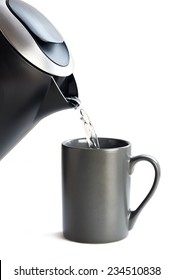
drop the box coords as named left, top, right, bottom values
left=0, top=0, right=73, bottom=76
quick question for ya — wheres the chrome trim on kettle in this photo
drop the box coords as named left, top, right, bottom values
left=0, top=0, right=73, bottom=76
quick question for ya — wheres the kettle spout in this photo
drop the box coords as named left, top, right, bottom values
left=36, top=74, right=78, bottom=122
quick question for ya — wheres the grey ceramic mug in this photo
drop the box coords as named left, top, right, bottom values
left=62, top=138, right=160, bottom=243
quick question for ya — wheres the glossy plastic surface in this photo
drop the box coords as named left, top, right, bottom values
left=7, top=0, right=69, bottom=66
left=0, top=32, right=78, bottom=160
left=0, top=0, right=73, bottom=76
left=7, top=0, right=63, bottom=43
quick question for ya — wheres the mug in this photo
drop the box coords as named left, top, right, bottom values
left=61, top=138, right=161, bottom=243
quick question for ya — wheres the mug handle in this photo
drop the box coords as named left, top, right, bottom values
left=129, top=155, right=161, bottom=230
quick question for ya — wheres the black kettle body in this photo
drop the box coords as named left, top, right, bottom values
left=0, top=0, right=78, bottom=160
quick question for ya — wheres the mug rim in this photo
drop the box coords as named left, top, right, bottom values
left=62, top=137, right=131, bottom=150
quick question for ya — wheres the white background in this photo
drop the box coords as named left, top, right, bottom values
left=0, top=0, right=172, bottom=279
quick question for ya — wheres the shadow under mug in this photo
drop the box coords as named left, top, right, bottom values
left=61, top=138, right=161, bottom=243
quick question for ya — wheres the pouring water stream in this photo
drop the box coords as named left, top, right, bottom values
left=67, top=97, right=100, bottom=149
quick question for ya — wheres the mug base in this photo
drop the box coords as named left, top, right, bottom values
left=63, top=232, right=128, bottom=244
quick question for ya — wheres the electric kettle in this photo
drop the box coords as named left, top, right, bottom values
left=0, top=0, right=78, bottom=160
